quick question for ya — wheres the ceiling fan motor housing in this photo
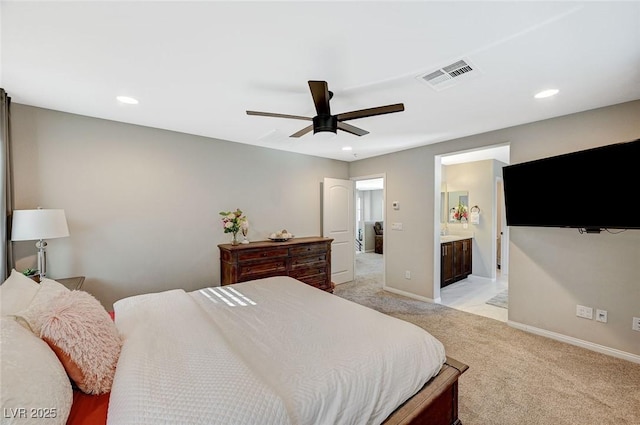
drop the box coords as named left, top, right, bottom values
left=313, top=115, right=338, bottom=134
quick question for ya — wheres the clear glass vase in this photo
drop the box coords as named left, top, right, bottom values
left=231, top=231, right=239, bottom=245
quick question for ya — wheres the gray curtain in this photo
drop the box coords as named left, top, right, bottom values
left=1, top=88, right=14, bottom=281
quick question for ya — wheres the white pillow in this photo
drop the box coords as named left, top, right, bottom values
left=14, top=278, right=69, bottom=334
left=0, top=269, right=40, bottom=316
left=0, top=316, right=72, bottom=425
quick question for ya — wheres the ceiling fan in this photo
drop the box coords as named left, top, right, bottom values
left=246, top=80, right=404, bottom=138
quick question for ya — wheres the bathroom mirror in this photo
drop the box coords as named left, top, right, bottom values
left=448, top=191, right=469, bottom=222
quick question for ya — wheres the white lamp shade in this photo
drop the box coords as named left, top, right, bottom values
left=11, top=209, right=70, bottom=241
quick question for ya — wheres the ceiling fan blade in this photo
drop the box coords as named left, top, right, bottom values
left=308, top=80, right=331, bottom=116
left=337, top=122, right=369, bottom=136
left=290, top=125, right=314, bottom=138
left=336, top=103, right=405, bottom=122
left=246, top=110, right=312, bottom=121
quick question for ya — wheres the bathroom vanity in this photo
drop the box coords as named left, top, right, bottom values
left=440, top=235, right=472, bottom=287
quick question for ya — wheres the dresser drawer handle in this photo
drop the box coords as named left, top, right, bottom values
left=262, top=253, right=267, bottom=257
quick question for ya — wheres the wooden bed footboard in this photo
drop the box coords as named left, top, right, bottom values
left=383, top=357, right=469, bottom=425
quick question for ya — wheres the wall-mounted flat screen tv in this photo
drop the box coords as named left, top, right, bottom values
left=502, top=138, right=639, bottom=232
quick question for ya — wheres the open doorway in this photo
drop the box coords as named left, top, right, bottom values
left=436, top=145, right=510, bottom=322
left=354, top=176, right=385, bottom=286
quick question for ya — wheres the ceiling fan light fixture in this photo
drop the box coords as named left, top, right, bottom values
left=314, top=131, right=337, bottom=141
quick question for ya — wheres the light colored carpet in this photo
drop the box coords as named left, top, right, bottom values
left=335, top=275, right=640, bottom=425
left=485, top=289, right=508, bottom=309
left=355, top=252, right=384, bottom=276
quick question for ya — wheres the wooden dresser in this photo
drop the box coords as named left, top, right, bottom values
left=218, top=236, right=334, bottom=292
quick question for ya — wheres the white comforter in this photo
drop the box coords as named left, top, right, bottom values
left=107, top=276, right=446, bottom=425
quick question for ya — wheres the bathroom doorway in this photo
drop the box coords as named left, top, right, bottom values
left=437, top=145, right=510, bottom=321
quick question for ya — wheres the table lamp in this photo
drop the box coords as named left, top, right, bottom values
left=11, top=208, right=70, bottom=280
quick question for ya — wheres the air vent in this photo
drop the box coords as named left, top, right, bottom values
left=418, top=58, right=480, bottom=91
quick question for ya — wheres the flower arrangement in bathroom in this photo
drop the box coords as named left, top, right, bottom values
left=453, top=203, right=468, bottom=222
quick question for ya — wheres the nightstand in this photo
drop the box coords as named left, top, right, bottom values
left=30, top=275, right=86, bottom=290
left=56, top=276, right=85, bottom=290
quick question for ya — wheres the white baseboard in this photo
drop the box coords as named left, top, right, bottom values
left=508, top=320, right=640, bottom=364
left=382, top=285, right=440, bottom=304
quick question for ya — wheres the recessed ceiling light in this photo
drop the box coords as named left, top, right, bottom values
left=342, top=146, right=353, bottom=151
left=116, top=96, right=139, bottom=105
left=534, top=89, right=559, bottom=99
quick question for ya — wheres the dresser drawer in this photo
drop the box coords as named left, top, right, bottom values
left=238, top=258, right=287, bottom=279
left=289, top=264, right=327, bottom=279
left=238, top=248, right=288, bottom=262
left=289, top=243, right=328, bottom=256
left=290, top=253, right=327, bottom=268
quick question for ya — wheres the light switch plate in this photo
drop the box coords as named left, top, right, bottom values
left=391, top=222, right=403, bottom=231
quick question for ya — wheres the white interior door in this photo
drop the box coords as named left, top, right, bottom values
left=323, top=177, right=354, bottom=284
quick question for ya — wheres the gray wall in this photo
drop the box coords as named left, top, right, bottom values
left=11, top=104, right=348, bottom=308
left=349, top=100, right=640, bottom=356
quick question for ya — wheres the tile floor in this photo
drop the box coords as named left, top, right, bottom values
left=439, top=270, right=509, bottom=322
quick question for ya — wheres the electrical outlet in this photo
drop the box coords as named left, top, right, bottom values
left=405, top=271, right=411, bottom=279
left=391, top=222, right=403, bottom=231
left=595, top=309, right=607, bottom=323
left=633, top=317, right=640, bottom=332
left=576, top=305, right=593, bottom=320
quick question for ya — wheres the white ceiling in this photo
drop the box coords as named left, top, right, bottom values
left=2, top=1, right=639, bottom=162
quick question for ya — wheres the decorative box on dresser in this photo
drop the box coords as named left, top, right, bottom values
left=218, top=236, right=334, bottom=292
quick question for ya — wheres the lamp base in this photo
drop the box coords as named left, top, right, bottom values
left=35, top=239, right=48, bottom=279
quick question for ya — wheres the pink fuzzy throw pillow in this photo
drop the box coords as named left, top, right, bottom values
left=39, top=290, right=122, bottom=394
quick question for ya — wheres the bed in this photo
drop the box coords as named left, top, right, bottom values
left=1, top=270, right=467, bottom=425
